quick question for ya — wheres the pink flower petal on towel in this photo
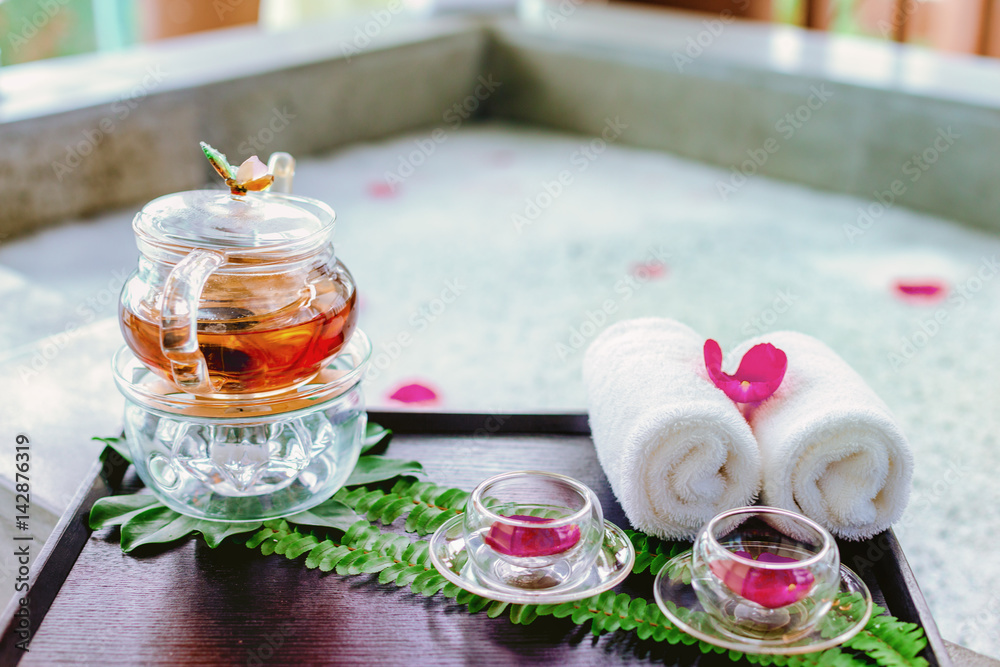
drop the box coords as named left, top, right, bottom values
left=704, top=339, right=787, bottom=403
left=388, top=382, right=439, bottom=405
left=367, top=181, right=397, bottom=199
left=893, top=280, right=947, bottom=304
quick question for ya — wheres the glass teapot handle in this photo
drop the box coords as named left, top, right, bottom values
left=160, top=249, right=227, bottom=394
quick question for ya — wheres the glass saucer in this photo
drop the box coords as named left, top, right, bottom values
left=429, top=514, right=635, bottom=603
left=654, top=551, right=873, bottom=654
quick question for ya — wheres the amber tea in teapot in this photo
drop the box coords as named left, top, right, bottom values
left=120, top=258, right=356, bottom=395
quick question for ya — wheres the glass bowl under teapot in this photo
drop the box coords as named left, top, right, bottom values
left=119, top=189, right=357, bottom=398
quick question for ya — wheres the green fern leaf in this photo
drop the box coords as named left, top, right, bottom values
left=246, top=527, right=277, bottom=549
left=376, top=562, right=408, bottom=584
left=570, top=599, right=598, bottom=625
left=304, top=541, right=340, bottom=569
left=454, top=589, right=478, bottom=606
left=467, top=596, right=492, bottom=614
left=274, top=532, right=304, bottom=555
left=379, top=497, right=415, bottom=525
left=417, top=571, right=448, bottom=596
left=485, top=600, right=509, bottom=618
left=433, top=487, right=469, bottom=509
left=334, top=549, right=368, bottom=575
left=318, top=545, right=352, bottom=572
left=395, top=565, right=426, bottom=587
left=285, top=535, right=320, bottom=559
left=342, top=519, right=374, bottom=545
left=635, top=622, right=654, bottom=641
left=407, top=569, right=437, bottom=596
left=366, top=494, right=398, bottom=520
left=508, top=604, right=539, bottom=625
left=403, top=503, right=432, bottom=531
left=422, top=510, right=453, bottom=534
left=353, top=489, right=386, bottom=515
left=355, top=552, right=397, bottom=575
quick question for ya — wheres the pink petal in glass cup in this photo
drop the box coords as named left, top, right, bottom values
left=463, top=471, right=604, bottom=593
left=690, top=506, right=841, bottom=642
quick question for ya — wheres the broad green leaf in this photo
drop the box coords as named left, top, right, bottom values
left=361, top=423, right=393, bottom=454
left=286, top=499, right=359, bottom=531
left=199, top=521, right=262, bottom=548
left=120, top=506, right=203, bottom=552
left=89, top=494, right=160, bottom=529
left=93, top=435, right=132, bottom=464
left=345, top=456, right=424, bottom=486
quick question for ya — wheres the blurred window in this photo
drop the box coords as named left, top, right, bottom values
left=630, top=0, right=1000, bottom=57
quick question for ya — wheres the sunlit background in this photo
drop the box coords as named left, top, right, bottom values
left=1, top=0, right=998, bottom=68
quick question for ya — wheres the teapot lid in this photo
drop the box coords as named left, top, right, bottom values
left=134, top=190, right=335, bottom=255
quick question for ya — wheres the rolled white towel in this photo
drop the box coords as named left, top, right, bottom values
left=583, top=318, right=761, bottom=540
left=732, top=331, right=913, bottom=540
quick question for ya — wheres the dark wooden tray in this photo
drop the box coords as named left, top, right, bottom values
left=0, top=412, right=950, bottom=666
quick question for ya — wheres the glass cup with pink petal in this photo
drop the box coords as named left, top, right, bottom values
left=690, top=506, right=841, bottom=642
left=462, top=471, right=605, bottom=593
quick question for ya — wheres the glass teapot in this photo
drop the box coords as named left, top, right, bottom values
left=119, top=164, right=357, bottom=398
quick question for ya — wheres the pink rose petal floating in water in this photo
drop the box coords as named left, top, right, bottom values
left=709, top=551, right=815, bottom=609
left=367, top=181, right=397, bottom=199
left=485, top=515, right=581, bottom=557
left=893, top=280, right=947, bottom=304
left=704, top=339, right=787, bottom=403
left=387, top=382, right=439, bottom=405
left=629, top=261, right=668, bottom=281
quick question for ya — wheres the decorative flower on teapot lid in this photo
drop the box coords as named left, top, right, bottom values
left=132, top=144, right=334, bottom=257
left=201, top=142, right=275, bottom=195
